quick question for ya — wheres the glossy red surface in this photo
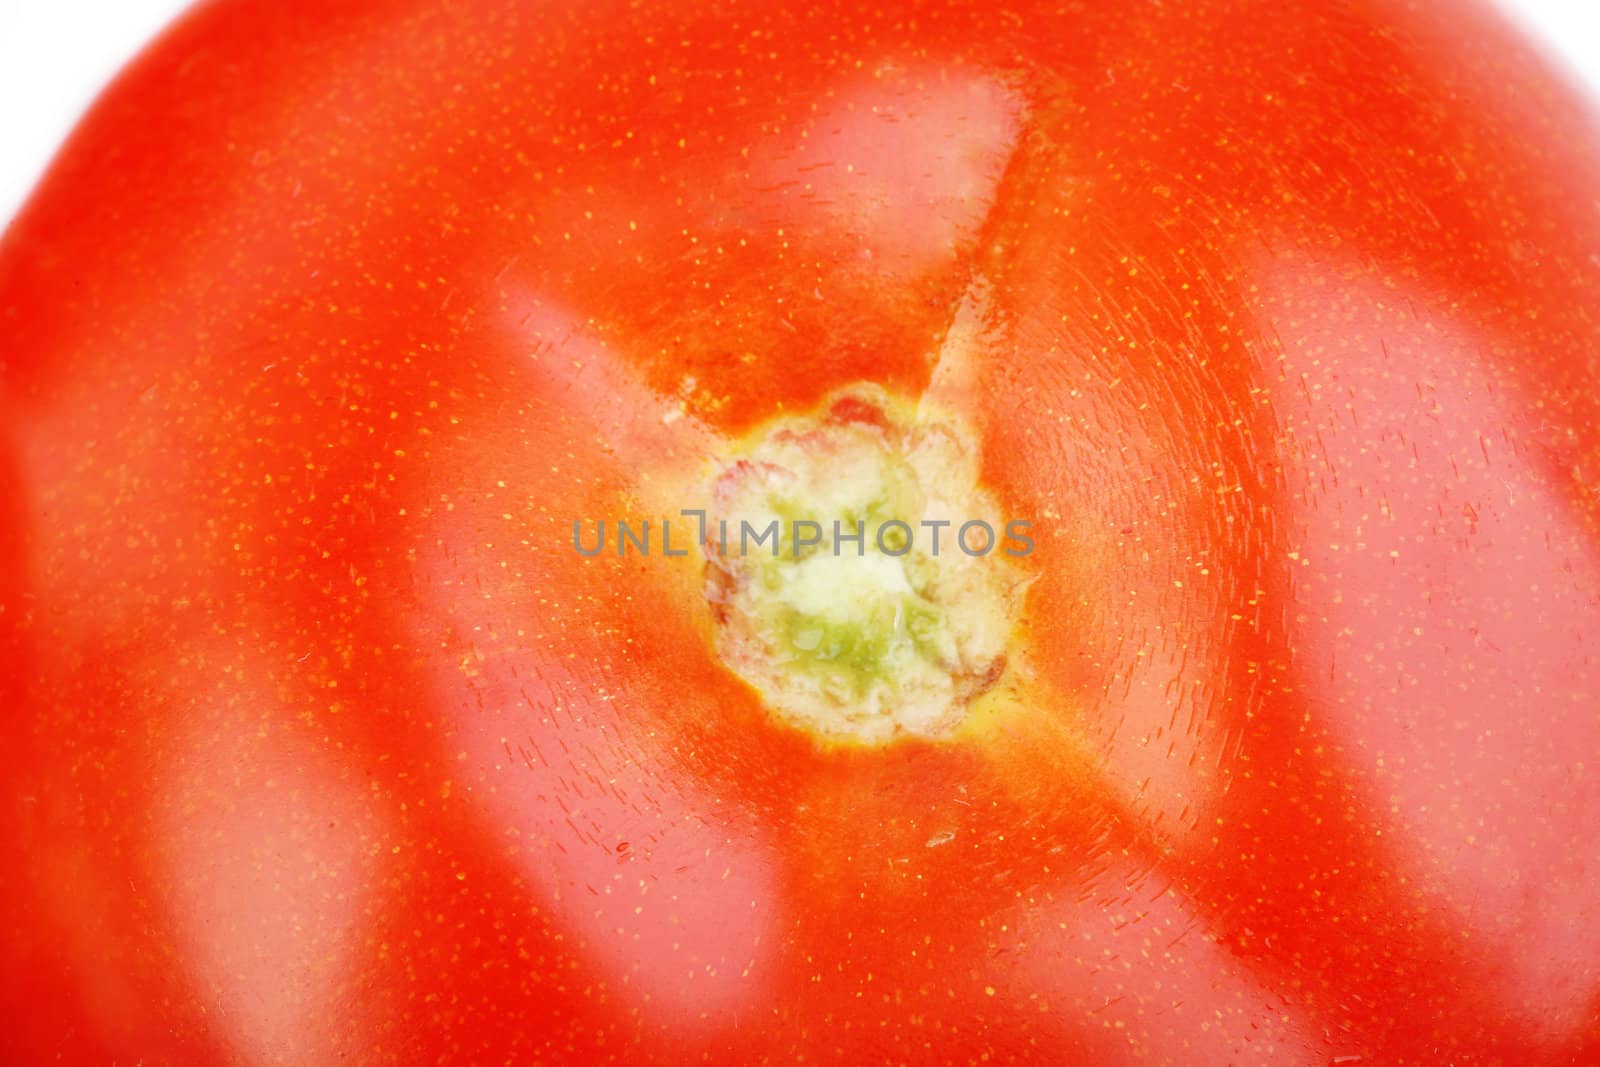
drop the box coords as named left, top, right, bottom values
left=3, top=0, right=1599, bottom=1062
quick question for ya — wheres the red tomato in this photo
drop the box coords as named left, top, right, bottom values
left=4, top=0, right=1600, bottom=1062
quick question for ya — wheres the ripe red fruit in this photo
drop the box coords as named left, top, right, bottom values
left=3, top=0, right=1599, bottom=1062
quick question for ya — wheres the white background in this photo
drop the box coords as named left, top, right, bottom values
left=1, top=0, right=1598, bottom=228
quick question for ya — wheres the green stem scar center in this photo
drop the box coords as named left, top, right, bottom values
left=703, top=386, right=1026, bottom=745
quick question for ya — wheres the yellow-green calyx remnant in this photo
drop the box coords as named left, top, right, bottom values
left=703, top=385, right=1027, bottom=745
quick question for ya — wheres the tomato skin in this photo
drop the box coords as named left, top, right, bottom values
left=4, top=0, right=1600, bottom=1063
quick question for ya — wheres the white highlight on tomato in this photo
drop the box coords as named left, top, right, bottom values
left=153, top=676, right=388, bottom=1065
